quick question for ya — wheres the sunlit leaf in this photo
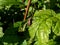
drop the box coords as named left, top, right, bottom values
left=53, top=21, right=60, bottom=36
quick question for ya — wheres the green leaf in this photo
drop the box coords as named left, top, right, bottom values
left=38, top=1, right=42, bottom=8
left=0, top=27, right=4, bottom=37
left=31, top=0, right=38, bottom=4
left=29, top=7, right=33, bottom=12
left=55, top=13, right=60, bottom=20
left=34, top=9, right=56, bottom=18
left=46, top=18, right=52, bottom=29
left=28, top=20, right=40, bottom=39
left=21, top=40, right=27, bottom=45
left=48, top=39, right=56, bottom=45
left=0, top=22, right=3, bottom=26
left=25, top=0, right=28, bottom=5
left=56, top=3, right=60, bottom=8
left=14, top=22, right=22, bottom=28
left=28, top=10, right=56, bottom=45
left=35, top=21, right=50, bottom=45
left=53, top=21, right=60, bottom=36
left=0, top=0, right=24, bottom=9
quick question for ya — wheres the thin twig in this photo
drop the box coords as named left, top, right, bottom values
left=24, top=0, right=31, bottom=21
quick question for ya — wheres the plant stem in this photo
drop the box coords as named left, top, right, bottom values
left=24, top=0, right=31, bottom=21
